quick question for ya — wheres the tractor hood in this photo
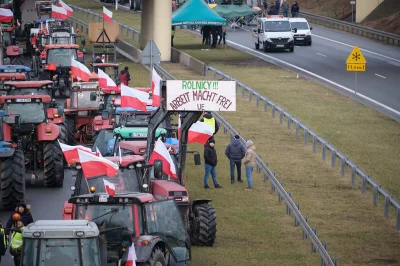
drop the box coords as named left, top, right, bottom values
left=114, top=127, right=167, bottom=139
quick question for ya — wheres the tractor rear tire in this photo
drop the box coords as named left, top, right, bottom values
left=43, top=141, right=64, bottom=187
left=139, top=247, right=167, bottom=266
left=66, top=116, right=76, bottom=145
left=190, top=204, right=216, bottom=246
left=0, top=150, right=25, bottom=210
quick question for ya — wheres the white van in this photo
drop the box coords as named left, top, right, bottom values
left=289, top=18, right=312, bottom=45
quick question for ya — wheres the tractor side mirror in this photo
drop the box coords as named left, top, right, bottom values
left=310, top=27, right=313, bottom=30
left=90, top=92, right=97, bottom=101
left=120, top=230, right=132, bottom=248
left=57, top=105, right=64, bottom=116
left=14, top=115, right=21, bottom=129
left=80, top=37, right=86, bottom=46
left=153, top=159, right=163, bottom=179
left=99, top=103, right=105, bottom=110
left=292, top=28, right=297, bottom=33
left=101, top=110, right=109, bottom=120
left=194, top=153, right=201, bottom=165
left=82, top=48, right=87, bottom=55
left=257, top=28, right=261, bottom=33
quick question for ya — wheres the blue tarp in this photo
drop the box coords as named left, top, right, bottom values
left=172, top=0, right=228, bottom=26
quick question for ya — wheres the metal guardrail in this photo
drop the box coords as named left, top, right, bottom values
left=206, top=65, right=400, bottom=230
left=299, top=11, right=400, bottom=47
left=69, top=12, right=337, bottom=266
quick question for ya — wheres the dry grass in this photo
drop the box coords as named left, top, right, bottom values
left=68, top=3, right=400, bottom=265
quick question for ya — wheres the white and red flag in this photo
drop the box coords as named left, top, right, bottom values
left=178, top=118, right=213, bottom=145
left=98, top=69, right=118, bottom=90
left=151, top=68, right=162, bottom=107
left=96, top=147, right=103, bottom=158
left=125, top=242, right=137, bottom=266
left=103, top=179, right=116, bottom=196
left=71, top=58, right=92, bottom=82
left=51, top=5, right=68, bottom=20
left=120, top=84, right=149, bottom=112
left=58, top=0, right=73, bottom=17
left=77, top=149, right=119, bottom=178
left=0, top=8, right=13, bottom=23
left=58, top=141, right=98, bottom=165
left=148, top=139, right=178, bottom=179
left=103, top=7, right=113, bottom=23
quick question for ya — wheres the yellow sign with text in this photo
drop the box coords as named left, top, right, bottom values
left=346, top=46, right=366, bottom=72
left=346, top=63, right=366, bottom=72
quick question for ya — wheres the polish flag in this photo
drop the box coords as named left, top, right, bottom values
left=120, top=84, right=149, bottom=112
left=103, top=179, right=116, bottom=196
left=77, top=149, right=119, bottom=178
left=0, top=8, right=13, bottom=23
left=51, top=5, right=68, bottom=20
left=125, top=242, right=137, bottom=266
left=151, top=68, right=162, bottom=107
left=71, top=58, right=92, bottom=82
left=148, top=139, right=178, bottom=179
left=98, top=68, right=118, bottom=90
left=96, top=147, right=103, bottom=158
left=58, top=0, right=73, bottom=17
left=178, top=118, right=214, bottom=145
left=103, top=7, right=113, bottom=23
left=16, top=19, right=20, bottom=27
left=58, top=141, right=97, bottom=164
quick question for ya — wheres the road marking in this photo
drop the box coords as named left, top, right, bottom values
left=316, top=53, right=327, bottom=57
left=313, top=34, right=400, bottom=63
left=375, top=74, right=386, bottom=79
left=226, top=40, right=400, bottom=118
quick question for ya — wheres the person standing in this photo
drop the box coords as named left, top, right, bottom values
left=201, top=26, right=211, bottom=45
left=218, top=25, right=226, bottom=45
left=171, top=26, right=176, bottom=47
left=268, top=2, right=275, bottom=15
left=282, top=0, right=289, bottom=17
left=203, top=138, right=223, bottom=189
left=291, top=1, right=299, bottom=17
left=210, top=26, right=218, bottom=48
left=243, top=140, right=256, bottom=191
left=275, top=0, right=280, bottom=15
left=0, top=220, right=6, bottom=263
left=200, top=111, right=220, bottom=136
left=6, top=202, right=33, bottom=234
left=119, top=66, right=131, bottom=86
left=10, top=220, right=24, bottom=266
left=225, top=135, right=246, bottom=184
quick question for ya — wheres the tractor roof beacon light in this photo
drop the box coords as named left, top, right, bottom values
left=90, top=186, right=96, bottom=193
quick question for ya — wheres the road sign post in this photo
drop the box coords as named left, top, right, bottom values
left=141, top=40, right=161, bottom=87
left=350, top=1, right=355, bottom=23
left=346, top=45, right=366, bottom=109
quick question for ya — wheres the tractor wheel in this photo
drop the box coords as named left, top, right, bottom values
left=43, top=141, right=64, bottom=187
left=66, top=117, right=77, bottom=145
left=139, top=247, right=167, bottom=266
left=190, top=204, right=216, bottom=246
left=0, top=150, right=25, bottom=210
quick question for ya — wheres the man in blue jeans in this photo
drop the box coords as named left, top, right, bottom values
left=243, top=140, right=256, bottom=191
left=225, top=135, right=246, bottom=184
left=204, top=138, right=223, bottom=189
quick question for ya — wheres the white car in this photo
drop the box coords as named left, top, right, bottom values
left=289, top=18, right=313, bottom=45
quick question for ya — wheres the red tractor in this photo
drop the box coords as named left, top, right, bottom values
left=2, top=25, right=25, bottom=65
left=64, top=81, right=101, bottom=145
left=0, top=93, right=65, bottom=189
left=63, top=155, right=192, bottom=266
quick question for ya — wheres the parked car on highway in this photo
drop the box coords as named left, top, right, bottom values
left=289, top=18, right=313, bottom=45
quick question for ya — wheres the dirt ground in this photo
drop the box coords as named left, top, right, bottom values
left=362, top=11, right=400, bottom=35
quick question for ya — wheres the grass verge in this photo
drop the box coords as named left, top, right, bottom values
left=67, top=0, right=400, bottom=203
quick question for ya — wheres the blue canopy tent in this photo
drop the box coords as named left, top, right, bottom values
left=172, top=0, right=228, bottom=26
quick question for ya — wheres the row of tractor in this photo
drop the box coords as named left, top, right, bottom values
left=0, top=3, right=217, bottom=266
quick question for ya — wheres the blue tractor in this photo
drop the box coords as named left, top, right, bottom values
left=0, top=109, right=25, bottom=210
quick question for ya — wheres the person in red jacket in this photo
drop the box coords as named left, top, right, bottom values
left=119, top=67, right=131, bottom=86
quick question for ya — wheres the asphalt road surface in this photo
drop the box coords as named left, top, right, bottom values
left=227, top=24, right=400, bottom=114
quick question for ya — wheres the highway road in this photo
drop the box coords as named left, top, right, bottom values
left=226, top=24, right=400, bottom=116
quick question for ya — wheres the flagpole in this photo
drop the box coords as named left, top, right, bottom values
left=103, top=14, right=105, bottom=58
left=84, top=174, right=91, bottom=192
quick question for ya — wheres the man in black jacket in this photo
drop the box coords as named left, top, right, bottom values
left=203, top=138, right=223, bottom=189
left=6, top=202, right=34, bottom=234
left=225, top=135, right=246, bottom=184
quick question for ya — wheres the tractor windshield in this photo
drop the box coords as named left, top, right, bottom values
left=77, top=170, right=140, bottom=193
left=47, top=48, right=77, bottom=67
left=92, top=129, right=115, bottom=156
left=5, top=88, right=49, bottom=96
left=3, top=102, right=45, bottom=124
left=145, top=200, right=190, bottom=262
left=49, top=32, right=74, bottom=44
left=22, top=237, right=100, bottom=266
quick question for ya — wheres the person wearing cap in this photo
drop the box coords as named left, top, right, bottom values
left=203, top=138, right=223, bottom=189
left=6, top=202, right=34, bottom=235
left=200, top=111, right=220, bottom=136
left=225, top=135, right=246, bottom=184
left=243, top=140, right=256, bottom=190
left=10, top=219, right=24, bottom=266
left=0, top=220, right=6, bottom=263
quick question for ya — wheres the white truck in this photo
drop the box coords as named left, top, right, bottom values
left=252, top=15, right=297, bottom=53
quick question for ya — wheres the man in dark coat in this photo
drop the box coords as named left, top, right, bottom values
left=291, top=1, right=300, bottom=17
left=6, top=202, right=34, bottom=234
left=210, top=26, right=218, bottom=48
left=225, top=135, right=246, bottom=184
left=201, top=26, right=211, bottom=45
left=204, top=138, right=222, bottom=189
